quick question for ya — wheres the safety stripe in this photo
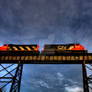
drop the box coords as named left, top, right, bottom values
left=7, top=45, right=38, bottom=51
left=68, top=46, right=74, bottom=50
left=8, top=47, right=12, bottom=51
left=13, top=46, right=18, bottom=51
left=25, top=46, right=32, bottom=51
left=32, top=46, right=38, bottom=51
left=19, top=46, right=25, bottom=51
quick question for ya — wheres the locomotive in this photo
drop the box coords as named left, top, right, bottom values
left=0, top=44, right=39, bottom=55
left=41, top=43, right=88, bottom=55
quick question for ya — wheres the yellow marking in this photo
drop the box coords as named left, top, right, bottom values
left=16, top=56, right=20, bottom=60
left=33, top=56, right=37, bottom=60
left=62, top=56, right=66, bottom=60
left=41, top=56, right=45, bottom=61
left=46, top=56, right=49, bottom=60
left=13, top=56, right=16, bottom=60
left=21, top=56, right=25, bottom=60
left=60, top=56, right=63, bottom=60
left=8, top=47, right=12, bottom=51
left=27, top=56, right=30, bottom=60
left=84, top=56, right=88, bottom=60
left=58, top=56, right=62, bottom=60
left=19, top=46, right=25, bottom=51
left=57, top=46, right=67, bottom=50
left=25, top=56, right=29, bottom=60
left=32, top=46, right=36, bottom=48
left=5, top=56, right=8, bottom=60
left=25, top=46, right=32, bottom=51
left=66, top=56, right=71, bottom=60
left=1, top=56, right=5, bottom=60
left=71, top=56, right=75, bottom=60
left=29, top=56, right=33, bottom=60
left=32, top=46, right=37, bottom=51
left=50, top=56, right=53, bottom=61
left=13, top=46, right=18, bottom=51
left=80, top=56, right=83, bottom=60
left=9, top=56, right=12, bottom=60
left=54, top=56, right=57, bottom=60
left=68, top=46, right=74, bottom=50
left=37, top=56, right=40, bottom=60
left=75, top=56, right=79, bottom=60
left=88, top=56, right=92, bottom=60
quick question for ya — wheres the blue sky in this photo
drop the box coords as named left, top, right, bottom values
left=0, top=0, right=92, bottom=92
left=21, top=64, right=83, bottom=92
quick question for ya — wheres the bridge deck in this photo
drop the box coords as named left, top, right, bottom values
left=0, top=51, right=92, bottom=64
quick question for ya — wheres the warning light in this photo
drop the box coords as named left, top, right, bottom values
left=0, top=45, right=8, bottom=51
left=37, top=45, right=39, bottom=51
left=71, top=44, right=85, bottom=50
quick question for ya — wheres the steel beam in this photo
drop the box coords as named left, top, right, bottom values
left=10, top=62, right=23, bottom=92
left=82, top=61, right=89, bottom=92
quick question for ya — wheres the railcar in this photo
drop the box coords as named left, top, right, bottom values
left=41, top=43, right=88, bottom=55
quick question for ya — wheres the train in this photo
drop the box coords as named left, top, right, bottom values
left=41, top=43, right=88, bottom=55
left=0, top=43, right=88, bottom=55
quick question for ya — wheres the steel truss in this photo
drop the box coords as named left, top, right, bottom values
left=0, top=61, right=23, bottom=92
left=86, top=64, right=92, bottom=92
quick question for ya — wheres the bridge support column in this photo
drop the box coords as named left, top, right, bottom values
left=82, top=61, right=89, bottom=92
left=10, top=61, right=23, bottom=92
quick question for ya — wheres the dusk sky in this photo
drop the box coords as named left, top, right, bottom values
left=0, top=0, right=92, bottom=92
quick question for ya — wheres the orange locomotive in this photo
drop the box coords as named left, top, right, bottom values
left=41, top=43, right=88, bottom=55
left=0, top=44, right=39, bottom=55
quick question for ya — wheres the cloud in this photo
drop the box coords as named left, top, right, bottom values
left=0, top=0, right=91, bottom=53
left=65, top=86, right=83, bottom=92
left=21, top=68, right=83, bottom=92
left=57, top=72, right=64, bottom=81
left=36, top=80, right=50, bottom=88
left=38, top=33, right=55, bottom=51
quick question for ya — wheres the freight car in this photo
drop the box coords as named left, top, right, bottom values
left=41, top=43, right=88, bottom=55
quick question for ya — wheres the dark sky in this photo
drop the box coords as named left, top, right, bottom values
left=0, top=0, right=92, bottom=52
left=0, top=0, right=92, bottom=92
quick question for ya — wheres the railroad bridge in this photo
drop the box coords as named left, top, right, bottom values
left=0, top=44, right=92, bottom=92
